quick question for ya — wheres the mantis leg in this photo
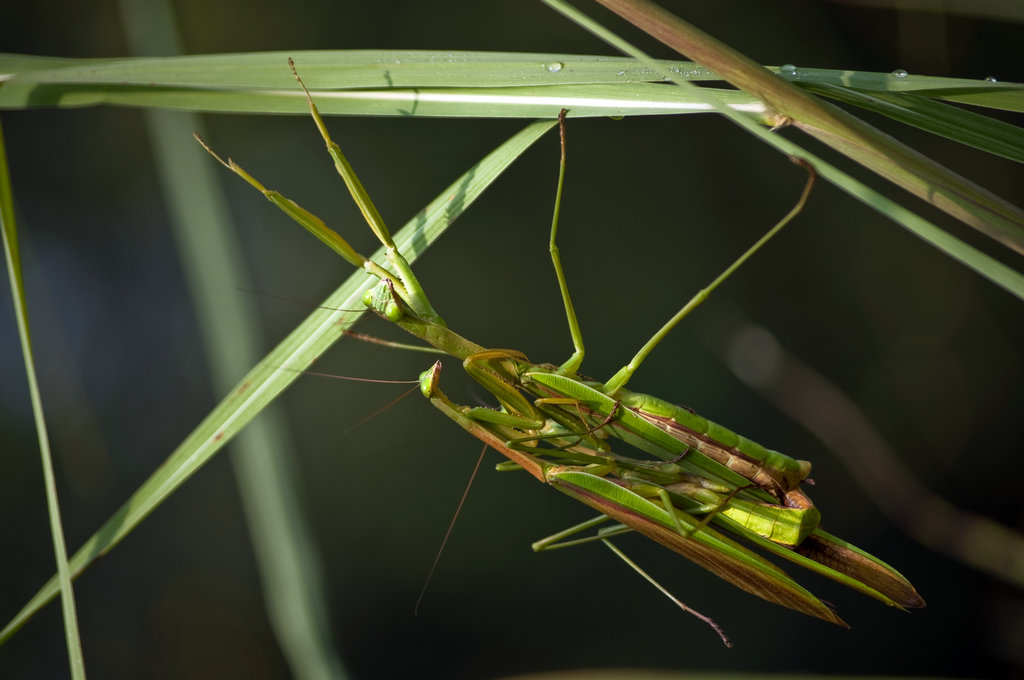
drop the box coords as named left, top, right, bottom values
left=548, top=110, right=586, bottom=375
left=286, top=58, right=445, bottom=325
left=532, top=516, right=733, bottom=646
left=604, top=158, right=817, bottom=394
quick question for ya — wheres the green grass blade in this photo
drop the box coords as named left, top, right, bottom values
left=0, top=120, right=86, bottom=677
left=773, top=64, right=1024, bottom=113
left=3, top=50, right=1022, bottom=120
left=146, top=107, right=351, bottom=680
left=804, top=82, right=1024, bottom=164
left=6, top=50, right=1023, bottom=105
left=0, top=117, right=556, bottom=644
left=0, top=50, right=715, bottom=89
left=927, top=86, right=1024, bottom=113
left=0, top=84, right=763, bottom=121
left=117, top=0, right=350, bottom=675
left=0, top=50, right=734, bottom=117
left=809, top=147, right=1024, bottom=299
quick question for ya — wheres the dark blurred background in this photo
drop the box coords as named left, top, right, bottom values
left=2, top=1, right=1023, bottom=678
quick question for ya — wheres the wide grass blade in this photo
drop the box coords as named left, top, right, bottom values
left=0, top=51, right=713, bottom=89
left=772, top=63, right=1024, bottom=113
left=117, top=0, right=350, bottom=675
left=2, top=50, right=1020, bottom=110
left=0, top=51, right=1019, bottom=121
left=803, top=83, right=1024, bottom=165
left=0, top=118, right=556, bottom=643
left=0, top=51, right=745, bottom=118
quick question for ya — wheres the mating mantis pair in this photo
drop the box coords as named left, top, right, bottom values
left=196, top=58, right=923, bottom=641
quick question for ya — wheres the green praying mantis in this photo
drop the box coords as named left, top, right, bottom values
left=196, top=59, right=924, bottom=640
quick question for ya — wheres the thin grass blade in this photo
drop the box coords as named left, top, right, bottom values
left=0, top=120, right=86, bottom=675
left=773, top=63, right=1024, bottom=113
left=802, top=83, right=1024, bottom=164
left=0, top=118, right=555, bottom=643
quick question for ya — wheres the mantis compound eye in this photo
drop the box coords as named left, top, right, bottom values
left=384, top=301, right=402, bottom=322
left=418, top=361, right=443, bottom=399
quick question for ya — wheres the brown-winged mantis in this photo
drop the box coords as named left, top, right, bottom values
left=196, top=58, right=924, bottom=639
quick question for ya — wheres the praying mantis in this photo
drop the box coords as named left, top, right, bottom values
left=196, top=59, right=924, bottom=639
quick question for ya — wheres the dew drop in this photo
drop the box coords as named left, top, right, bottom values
left=985, top=75, right=998, bottom=83
left=545, top=62, right=564, bottom=73
left=779, top=63, right=797, bottom=75
left=891, top=68, right=909, bottom=79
